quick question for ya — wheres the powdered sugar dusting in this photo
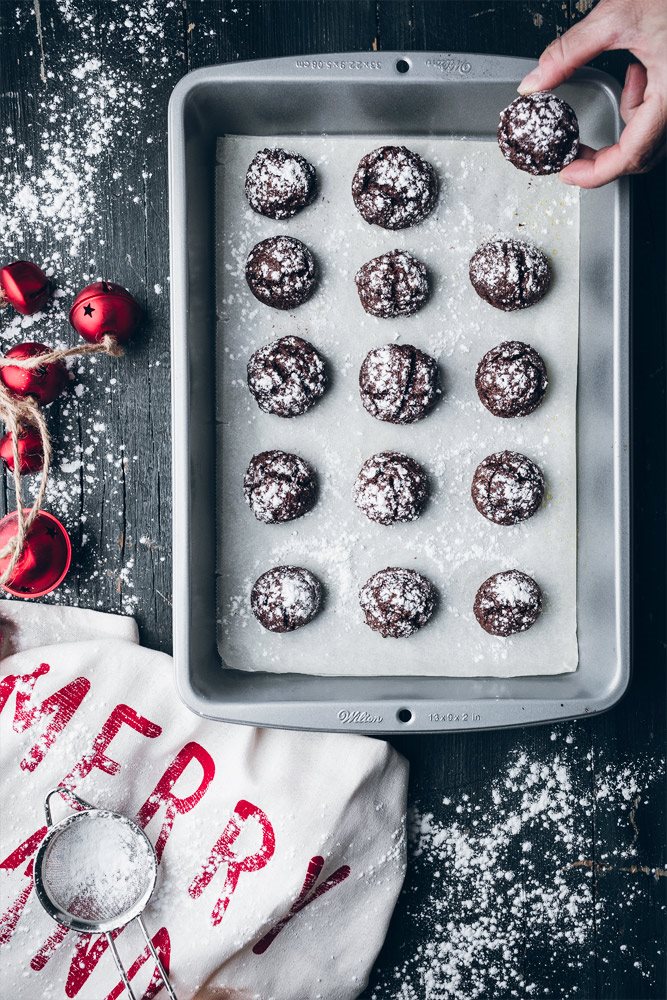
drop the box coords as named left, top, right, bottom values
left=0, top=2, right=176, bottom=617
left=247, top=335, right=326, bottom=417
left=367, top=739, right=665, bottom=999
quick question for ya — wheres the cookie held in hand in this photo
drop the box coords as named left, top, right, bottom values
left=497, top=92, right=579, bottom=175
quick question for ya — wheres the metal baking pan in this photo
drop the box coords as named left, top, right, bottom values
left=168, top=52, right=629, bottom=734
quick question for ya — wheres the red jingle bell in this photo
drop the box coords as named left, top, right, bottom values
left=0, top=342, right=67, bottom=404
left=0, top=260, right=51, bottom=315
left=0, top=509, right=71, bottom=598
left=0, top=426, right=44, bottom=474
left=69, top=280, right=140, bottom=345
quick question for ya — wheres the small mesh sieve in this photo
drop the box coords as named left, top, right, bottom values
left=34, top=787, right=177, bottom=1000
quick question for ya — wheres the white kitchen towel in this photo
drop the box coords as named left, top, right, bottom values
left=0, top=602, right=407, bottom=1000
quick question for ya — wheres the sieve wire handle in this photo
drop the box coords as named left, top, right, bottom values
left=43, top=786, right=95, bottom=826
left=105, top=932, right=138, bottom=1000
left=137, top=915, right=179, bottom=999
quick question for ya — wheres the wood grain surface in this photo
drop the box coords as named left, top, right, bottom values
left=1, top=3, right=664, bottom=998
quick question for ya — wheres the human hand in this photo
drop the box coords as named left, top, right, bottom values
left=517, top=0, right=667, bottom=188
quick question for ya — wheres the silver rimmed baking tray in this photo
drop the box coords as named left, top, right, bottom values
left=168, top=52, right=629, bottom=734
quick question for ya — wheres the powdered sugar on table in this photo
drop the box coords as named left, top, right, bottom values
left=215, top=135, right=579, bottom=677
left=368, top=734, right=665, bottom=998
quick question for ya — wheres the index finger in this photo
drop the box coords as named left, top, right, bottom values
left=518, top=10, right=618, bottom=94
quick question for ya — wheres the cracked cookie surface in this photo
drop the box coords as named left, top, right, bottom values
left=351, top=145, right=437, bottom=230
left=360, top=567, right=437, bottom=637
left=247, top=335, right=326, bottom=417
left=355, top=249, right=429, bottom=318
left=243, top=450, right=317, bottom=523
left=469, top=238, right=551, bottom=311
left=251, top=565, right=322, bottom=632
left=359, top=344, right=440, bottom=424
left=476, top=341, right=548, bottom=418
left=245, top=235, right=316, bottom=309
left=472, top=451, right=544, bottom=525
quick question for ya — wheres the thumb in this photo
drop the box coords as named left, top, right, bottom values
left=518, top=5, right=619, bottom=94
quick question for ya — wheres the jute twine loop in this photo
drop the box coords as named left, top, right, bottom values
left=0, top=335, right=123, bottom=586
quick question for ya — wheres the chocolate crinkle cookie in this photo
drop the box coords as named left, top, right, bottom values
left=360, top=567, right=437, bottom=638
left=476, top=341, right=548, bottom=418
left=251, top=565, right=322, bottom=633
left=244, top=148, right=316, bottom=220
left=498, top=92, right=579, bottom=175
left=469, top=238, right=551, bottom=311
left=359, top=344, right=440, bottom=424
left=355, top=250, right=429, bottom=318
left=474, top=569, right=542, bottom=636
left=247, top=335, right=326, bottom=417
left=472, top=451, right=545, bottom=526
left=353, top=451, right=428, bottom=525
left=245, top=235, right=317, bottom=310
left=243, top=450, right=317, bottom=523
left=351, top=146, right=437, bottom=230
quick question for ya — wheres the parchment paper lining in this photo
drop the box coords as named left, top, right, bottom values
left=215, top=135, right=579, bottom=677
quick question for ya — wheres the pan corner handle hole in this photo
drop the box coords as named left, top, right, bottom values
left=397, top=707, right=413, bottom=724
left=395, top=58, right=411, bottom=75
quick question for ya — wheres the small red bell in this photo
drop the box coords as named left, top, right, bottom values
left=0, top=426, right=44, bottom=474
left=0, top=260, right=51, bottom=315
left=69, top=280, right=140, bottom=345
left=0, top=342, right=67, bottom=404
left=0, top=509, right=72, bottom=598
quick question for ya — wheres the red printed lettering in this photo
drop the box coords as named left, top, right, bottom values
left=0, top=828, right=48, bottom=945
left=65, top=926, right=170, bottom=999
left=0, top=662, right=90, bottom=771
left=61, top=703, right=161, bottom=787
left=188, top=799, right=275, bottom=924
left=103, top=926, right=171, bottom=1000
left=253, top=855, right=351, bottom=954
left=0, top=859, right=34, bottom=946
left=31, top=924, right=69, bottom=970
left=0, top=826, right=47, bottom=871
left=136, top=741, right=215, bottom=862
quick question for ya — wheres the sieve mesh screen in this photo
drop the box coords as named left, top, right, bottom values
left=40, top=812, right=154, bottom=924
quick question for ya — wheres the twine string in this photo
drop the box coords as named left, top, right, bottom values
left=0, top=335, right=123, bottom=586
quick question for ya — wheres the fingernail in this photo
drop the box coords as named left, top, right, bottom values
left=517, top=69, right=541, bottom=95
left=559, top=173, right=576, bottom=185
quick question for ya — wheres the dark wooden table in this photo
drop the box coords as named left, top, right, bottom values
left=1, top=3, right=664, bottom=998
